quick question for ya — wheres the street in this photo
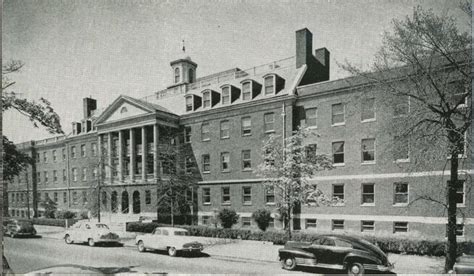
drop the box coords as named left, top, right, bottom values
left=4, top=236, right=311, bottom=274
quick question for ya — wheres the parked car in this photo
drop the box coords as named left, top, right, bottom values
left=3, top=219, right=37, bottom=238
left=278, top=234, right=393, bottom=275
left=64, top=222, right=120, bottom=246
left=135, top=227, right=204, bottom=257
left=452, top=246, right=474, bottom=274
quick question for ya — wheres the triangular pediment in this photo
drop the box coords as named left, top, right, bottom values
left=95, top=96, right=155, bottom=125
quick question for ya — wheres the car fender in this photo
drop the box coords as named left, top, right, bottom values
left=278, top=248, right=315, bottom=259
left=344, top=252, right=380, bottom=267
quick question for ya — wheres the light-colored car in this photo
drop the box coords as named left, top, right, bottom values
left=64, top=222, right=120, bottom=247
left=135, top=227, right=204, bottom=257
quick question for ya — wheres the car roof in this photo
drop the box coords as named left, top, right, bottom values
left=155, top=227, right=187, bottom=232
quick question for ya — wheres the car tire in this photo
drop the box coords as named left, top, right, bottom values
left=347, top=262, right=365, bottom=276
left=10, top=232, right=17, bottom=238
left=88, top=238, right=95, bottom=247
left=137, top=241, right=146, bottom=252
left=65, top=234, right=73, bottom=244
left=168, top=247, right=177, bottom=257
left=281, top=257, right=297, bottom=270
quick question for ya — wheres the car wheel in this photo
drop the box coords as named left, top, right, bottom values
left=168, top=247, right=177, bottom=257
left=347, top=262, right=365, bottom=276
left=281, top=257, right=297, bottom=270
left=137, top=241, right=146, bottom=252
left=64, top=234, right=73, bottom=244
left=88, top=238, right=95, bottom=247
left=10, top=232, right=17, bottom=238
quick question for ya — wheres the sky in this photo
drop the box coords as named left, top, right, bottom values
left=3, top=0, right=469, bottom=143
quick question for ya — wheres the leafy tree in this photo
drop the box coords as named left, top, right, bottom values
left=342, top=6, right=471, bottom=272
left=256, top=127, right=334, bottom=239
left=2, top=136, right=32, bottom=182
left=217, top=208, right=239, bottom=229
left=40, top=197, right=57, bottom=218
left=252, top=209, right=272, bottom=231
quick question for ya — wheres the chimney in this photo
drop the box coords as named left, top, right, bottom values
left=315, top=48, right=330, bottom=82
left=83, top=97, right=97, bottom=119
left=296, top=28, right=313, bottom=69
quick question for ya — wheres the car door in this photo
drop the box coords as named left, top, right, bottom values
left=330, top=238, right=354, bottom=265
left=160, top=229, right=170, bottom=249
left=6, top=220, right=17, bottom=235
left=70, top=223, right=81, bottom=241
left=147, top=229, right=161, bottom=250
left=308, top=238, right=328, bottom=265
left=317, top=237, right=336, bottom=265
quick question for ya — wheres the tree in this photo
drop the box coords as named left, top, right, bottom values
left=252, top=209, right=272, bottom=231
left=341, top=6, right=471, bottom=272
left=256, top=127, right=334, bottom=239
left=217, top=208, right=239, bottom=229
left=40, top=197, right=57, bottom=218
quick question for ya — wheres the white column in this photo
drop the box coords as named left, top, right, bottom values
left=118, top=130, right=123, bottom=181
left=129, top=128, right=135, bottom=182
left=153, top=124, right=159, bottom=180
left=107, top=132, right=112, bottom=181
left=141, top=126, right=147, bottom=181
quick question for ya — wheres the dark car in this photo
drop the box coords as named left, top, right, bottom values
left=278, top=235, right=393, bottom=275
left=452, top=245, right=474, bottom=274
left=3, top=219, right=37, bottom=238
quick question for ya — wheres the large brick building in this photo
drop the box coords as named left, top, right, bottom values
left=7, top=28, right=472, bottom=239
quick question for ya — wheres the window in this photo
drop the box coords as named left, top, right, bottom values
left=332, top=220, right=344, bottom=230
left=81, top=144, right=86, bottom=157
left=52, top=150, right=57, bottom=162
left=394, top=136, right=409, bottom=161
left=361, top=97, right=375, bottom=121
left=63, top=192, right=67, bottom=203
left=242, top=82, right=251, bottom=101
left=72, top=168, right=78, bottom=182
left=92, top=143, right=97, bottom=156
left=394, top=182, right=408, bottom=205
left=82, top=168, right=87, bottom=181
left=62, top=148, right=66, bottom=160
left=264, top=113, right=274, bottom=133
left=72, top=191, right=78, bottom=204
left=221, top=187, right=230, bottom=205
left=201, top=122, right=210, bottom=141
left=222, top=86, right=230, bottom=105
left=361, top=221, right=375, bottom=232
left=394, top=96, right=409, bottom=116
left=120, top=107, right=128, bottom=114
left=71, top=146, right=76, bottom=158
left=393, top=222, right=408, bottom=233
left=202, top=154, right=210, bottom=173
left=174, top=67, right=180, bottom=83
left=202, top=188, right=211, bottom=205
left=37, top=172, right=41, bottom=184
left=332, top=103, right=345, bottom=125
left=184, top=126, right=191, bottom=143
left=145, top=190, right=151, bottom=204
left=53, top=170, right=58, bottom=182
left=456, top=224, right=464, bottom=236
left=361, top=183, right=375, bottom=205
left=242, top=186, right=252, bottom=205
left=203, top=91, right=211, bottom=108
left=242, top=217, right=251, bottom=227
left=185, top=96, right=193, bottom=112
left=305, top=108, right=317, bottom=127
left=36, top=153, right=40, bottom=163
left=332, top=142, right=345, bottom=164
left=264, top=76, right=274, bottom=95
left=92, top=168, right=98, bottom=180
left=188, top=68, right=194, bottom=83
left=202, top=216, right=211, bottom=225
left=242, top=150, right=251, bottom=170
left=221, top=152, right=230, bottom=172
left=305, top=144, right=317, bottom=162
left=63, top=169, right=67, bottom=182
left=305, top=219, right=317, bottom=229
left=220, top=120, right=230, bottom=139
left=185, top=156, right=193, bottom=174
left=82, top=191, right=87, bottom=204
left=43, top=152, right=48, bottom=163
left=44, top=171, right=49, bottom=183
left=20, top=193, right=24, bottom=203
left=265, top=185, right=275, bottom=204
left=332, top=184, right=344, bottom=203
left=54, top=192, right=58, bottom=203
left=241, top=117, right=251, bottom=136
left=361, top=138, right=375, bottom=163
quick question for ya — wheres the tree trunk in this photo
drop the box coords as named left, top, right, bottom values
left=445, top=148, right=459, bottom=272
left=286, top=205, right=292, bottom=240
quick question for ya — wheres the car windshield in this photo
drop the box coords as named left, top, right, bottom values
left=174, top=231, right=188, bottom=236
left=95, top=224, right=109, bottom=229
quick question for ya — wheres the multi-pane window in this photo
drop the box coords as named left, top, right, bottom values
left=331, top=103, right=345, bottom=125
left=305, top=219, right=317, bottom=229
left=222, top=86, right=230, bottom=105
left=332, top=220, right=345, bottom=230
left=361, top=221, right=375, bottom=232
left=332, top=142, right=345, bottom=164
left=36, top=153, right=40, bottom=163
left=361, top=97, right=375, bottom=121
left=184, top=126, right=191, bottom=143
left=92, top=143, right=97, bottom=156
left=37, top=172, right=41, bottom=184
left=92, top=168, right=98, bottom=180
left=394, top=96, right=409, bottom=116
left=332, top=184, right=344, bottom=202
left=241, top=117, right=251, bottom=136
left=450, top=180, right=465, bottom=206
left=265, top=186, right=275, bottom=204
left=201, top=122, right=210, bottom=141
left=202, top=216, right=211, bottom=225
left=221, top=152, right=230, bottom=172
left=220, top=120, right=230, bottom=139
left=394, top=136, right=409, bottom=161
left=361, top=183, right=375, bottom=205
left=241, top=217, right=252, bottom=227
left=53, top=170, right=58, bottom=182
left=72, top=168, right=78, bottom=182
left=242, top=82, right=251, bottom=101
left=82, top=191, right=87, bottom=205
left=71, top=146, right=76, bottom=158
left=82, top=168, right=87, bottom=181
left=54, top=192, right=58, bottom=203
left=242, top=150, right=251, bottom=170
left=62, top=148, right=66, bottom=160
left=63, top=192, right=67, bottom=203
left=52, top=150, right=57, bottom=162
left=202, top=154, right=210, bottom=173
left=264, top=76, right=274, bottom=95
left=44, top=171, right=49, bottom=183
left=43, top=152, right=48, bottom=163
left=185, top=96, right=193, bottom=112
left=394, top=182, right=408, bottom=205
left=221, top=187, right=231, bottom=205
left=446, top=224, right=465, bottom=237
left=185, top=156, right=193, bottom=174
left=174, top=67, right=180, bottom=83
left=264, top=113, right=274, bottom=133
left=203, top=91, right=211, bottom=108
left=393, top=222, right=408, bottom=233
left=72, top=191, right=78, bottom=205
left=361, top=138, right=375, bottom=163
left=202, top=188, right=211, bottom=205
left=63, top=169, right=67, bottom=182
left=81, top=144, right=86, bottom=157
left=145, top=190, right=151, bottom=204
left=305, top=108, right=317, bottom=127
left=242, top=186, right=252, bottom=205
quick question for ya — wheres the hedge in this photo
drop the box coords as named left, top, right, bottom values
left=126, top=222, right=473, bottom=257
left=29, top=218, right=78, bottom=228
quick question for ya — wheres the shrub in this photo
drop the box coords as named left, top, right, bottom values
left=56, top=210, right=76, bottom=219
left=79, top=211, right=89, bottom=220
left=40, top=198, right=57, bottom=219
left=252, top=209, right=272, bottom=231
left=29, top=218, right=78, bottom=227
left=217, top=209, right=239, bottom=229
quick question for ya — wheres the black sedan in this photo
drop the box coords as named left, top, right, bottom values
left=278, top=234, right=393, bottom=275
left=3, top=219, right=37, bottom=238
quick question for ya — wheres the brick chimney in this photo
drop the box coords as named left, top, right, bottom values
left=83, top=97, right=97, bottom=119
left=295, top=28, right=330, bottom=85
left=296, top=28, right=313, bottom=69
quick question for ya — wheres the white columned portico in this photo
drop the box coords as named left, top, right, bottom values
left=141, top=126, right=147, bottom=181
left=107, top=132, right=112, bottom=181
left=153, top=124, right=159, bottom=180
left=118, top=130, right=123, bottom=181
left=129, top=128, right=135, bottom=182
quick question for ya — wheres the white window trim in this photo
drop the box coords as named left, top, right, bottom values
left=241, top=116, right=252, bottom=136
left=220, top=120, right=230, bottom=139
left=185, top=95, right=194, bottom=112
left=361, top=138, right=376, bottom=164
left=242, top=186, right=252, bottom=205
left=332, top=183, right=345, bottom=206
left=361, top=183, right=375, bottom=206
left=201, top=122, right=210, bottom=142
left=393, top=95, right=411, bottom=118
left=393, top=182, right=409, bottom=207
left=361, top=220, right=375, bottom=232
left=221, top=85, right=231, bottom=105
left=264, top=112, right=275, bottom=133
left=361, top=97, right=376, bottom=123
left=263, top=75, right=276, bottom=96
left=221, top=187, right=231, bottom=205
left=202, top=188, right=211, bottom=205
left=393, top=221, right=409, bottom=234
left=331, top=103, right=346, bottom=126
left=456, top=180, right=466, bottom=208
left=221, top=152, right=230, bottom=172
left=202, top=91, right=211, bottom=109
left=242, top=81, right=252, bottom=101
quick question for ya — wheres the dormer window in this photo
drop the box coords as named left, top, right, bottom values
left=264, top=76, right=275, bottom=95
left=185, top=96, right=193, bottom=112
left=242, top=82, right=251, bottom=101
left=203, top=91, right=211, bottom=108
left=174, top=67, right=180, bottom=83
left=222, top=86, right=230, bottom=105
left=263, top=73, right=285, bottom=95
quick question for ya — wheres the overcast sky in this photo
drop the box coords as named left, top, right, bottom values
left=3, top=0, right=468, bottom=143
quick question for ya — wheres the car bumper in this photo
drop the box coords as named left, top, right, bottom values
left=181, top=247, right=203, bottom=252
left=97, top=239, right=120, bottom=243
left=363, top=263, right=394, bottom=272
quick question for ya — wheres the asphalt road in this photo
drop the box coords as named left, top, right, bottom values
left=4, top=236, right=313, bottom=274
